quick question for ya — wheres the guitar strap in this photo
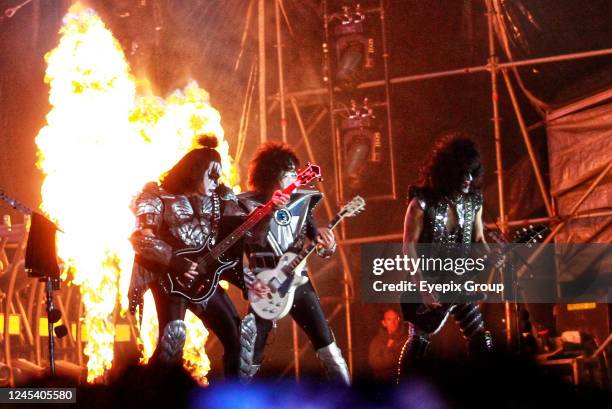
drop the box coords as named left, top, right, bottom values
left=462, top=195, right=475, bottom=247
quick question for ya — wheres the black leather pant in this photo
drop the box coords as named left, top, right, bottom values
left=397, top=303, right=493, bottom=380
left=149, top=282, right=241, bottom=377
left=252, top=280, right=334, bottom=365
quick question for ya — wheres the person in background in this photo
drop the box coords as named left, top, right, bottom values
left=368, top=308, right=409, bottom=381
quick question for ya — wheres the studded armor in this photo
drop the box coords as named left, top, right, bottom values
left=238, top=189, right=322, bottom=274
left=410, top=187, right=483, bottom=246
left=128, top=182, right=242, bottom=314
left=398, top=187, right=492, bottom=382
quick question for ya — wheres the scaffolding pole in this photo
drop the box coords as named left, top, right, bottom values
left=336, top=209, right=612, bottom=245
left=263, top=0, right=612, bottom=370
left=258, top=0, right=267, bottom=143
left=275, top=0, right=288, bottom=142
left=486, top=0, right=514, bottom=348
left=269, top=47, right=612, bottom=102
left=501, top=68, right=554, bottom=217
left=291, top=97, right=355, bottom=378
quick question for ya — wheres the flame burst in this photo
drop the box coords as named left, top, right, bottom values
left=36, top=3, right=236, bottom=383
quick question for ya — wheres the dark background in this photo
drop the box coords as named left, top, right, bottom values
left=1, top=0, right=610, bottom=381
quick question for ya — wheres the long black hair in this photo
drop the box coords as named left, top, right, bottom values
left=161, top=135, right=221, bottom=194
left=248, top=142, right=299, bottom=193
left=411, top=131, right=483, bottom=201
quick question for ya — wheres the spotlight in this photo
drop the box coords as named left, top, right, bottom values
left=333, top=4, right=374, bottom=89
left=341, top=98, right=382, bottom=189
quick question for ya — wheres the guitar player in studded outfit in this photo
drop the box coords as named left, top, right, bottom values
left=237, top=142, right=350, bottom=385
left=127, top=136, right=287, bottom=378
left=398, top=132, right=494, bottom=380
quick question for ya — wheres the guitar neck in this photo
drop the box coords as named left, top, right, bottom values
left=0, top=190, right=34, bottom=215
left=209, top=182, right=302, bottom=259
left=286, top=213, right=344, bottom=270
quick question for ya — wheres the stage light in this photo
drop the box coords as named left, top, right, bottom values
left=340, top=98, right=382, bottom=189
left=333, top=5, right=374, bottom=89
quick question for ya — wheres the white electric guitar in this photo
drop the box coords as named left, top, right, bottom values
left=249, top=196, right=366, bottom=320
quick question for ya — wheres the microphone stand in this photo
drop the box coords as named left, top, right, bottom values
left=45, top=277, right=56, bottom=376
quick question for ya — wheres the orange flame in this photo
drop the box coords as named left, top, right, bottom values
left=35, top=3, right=237, bottom=383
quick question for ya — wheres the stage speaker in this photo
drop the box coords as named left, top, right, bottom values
left=25, top=212, right=60, bottom=279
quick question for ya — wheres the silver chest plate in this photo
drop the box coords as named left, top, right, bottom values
left=162, top=194, right=218, bottom=248
left=267, top=191, right=321, bottom=256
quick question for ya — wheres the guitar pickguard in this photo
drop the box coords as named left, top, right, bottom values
left=165, top=237, right=239, bottom=302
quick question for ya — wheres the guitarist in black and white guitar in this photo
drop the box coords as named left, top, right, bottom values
left=128, top=136, right=289, bottom=378
left=398, top=132, right=494, bottom=380
left=237, top=142, right=350, bottom=385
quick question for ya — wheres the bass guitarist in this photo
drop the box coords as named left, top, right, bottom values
left=398, top=132, right=494, bottom=379
left=127, top=136, right=288, bottom=378
left=238, top=142, right=350, bottom=385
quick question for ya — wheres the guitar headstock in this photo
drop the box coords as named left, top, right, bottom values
left=340, top=196, right=366, bottom=218
left=486, top=224, right=549, bottom=246
left=295, top=163, right=322, bottom=188
left=514, top=224, right=549, bottom=247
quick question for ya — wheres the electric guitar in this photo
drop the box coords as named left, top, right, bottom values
left=402, top=225, right=549, bottom=334
left=162, top=164, right=322, bottom=303
left=249, top=195, right=365, bottom=320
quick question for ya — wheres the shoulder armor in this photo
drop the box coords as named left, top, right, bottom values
left=471, top=190, right=483, bottom=212
left=294, top=188, right=323, bottom=197
left=293, top=189, right=323, bottom=212
left=237, top=191, right=264, bottom=212
left=407, top=186, right=427, bottom=212
left=414, top=196, right=427, bottom=212
left=217, top=184, right=238, bottom=202
left=132, top=182, right=163, bottom=217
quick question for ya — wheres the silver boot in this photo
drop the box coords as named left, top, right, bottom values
left=316, top=342, right=350, bottom=385
left=156, top=319, right=186, bottom=364
left=238, top=313, right=260, bottom=383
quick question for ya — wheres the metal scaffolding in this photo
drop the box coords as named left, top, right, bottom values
left=2, top=0, right=611, bottom=386
left=0, top=216, right=99, bottom=386
left=260, top=0, right=612, bottom=377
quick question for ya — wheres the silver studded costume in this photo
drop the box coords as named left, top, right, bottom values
left=398, top=187, right=493, bottom=380
left=238, top=313, right=259, bottom=383
left=237, top=190, right=350, bottom=385
left=128, top=182, right=245, bottom=376
left=239, top=189, right=324, bottom=272
left=129, top=182, right=223, bottom=313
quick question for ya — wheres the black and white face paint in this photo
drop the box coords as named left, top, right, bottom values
left=202, top=161, right=221, bottom=196
left=460, top=172, right=473, bottom=194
